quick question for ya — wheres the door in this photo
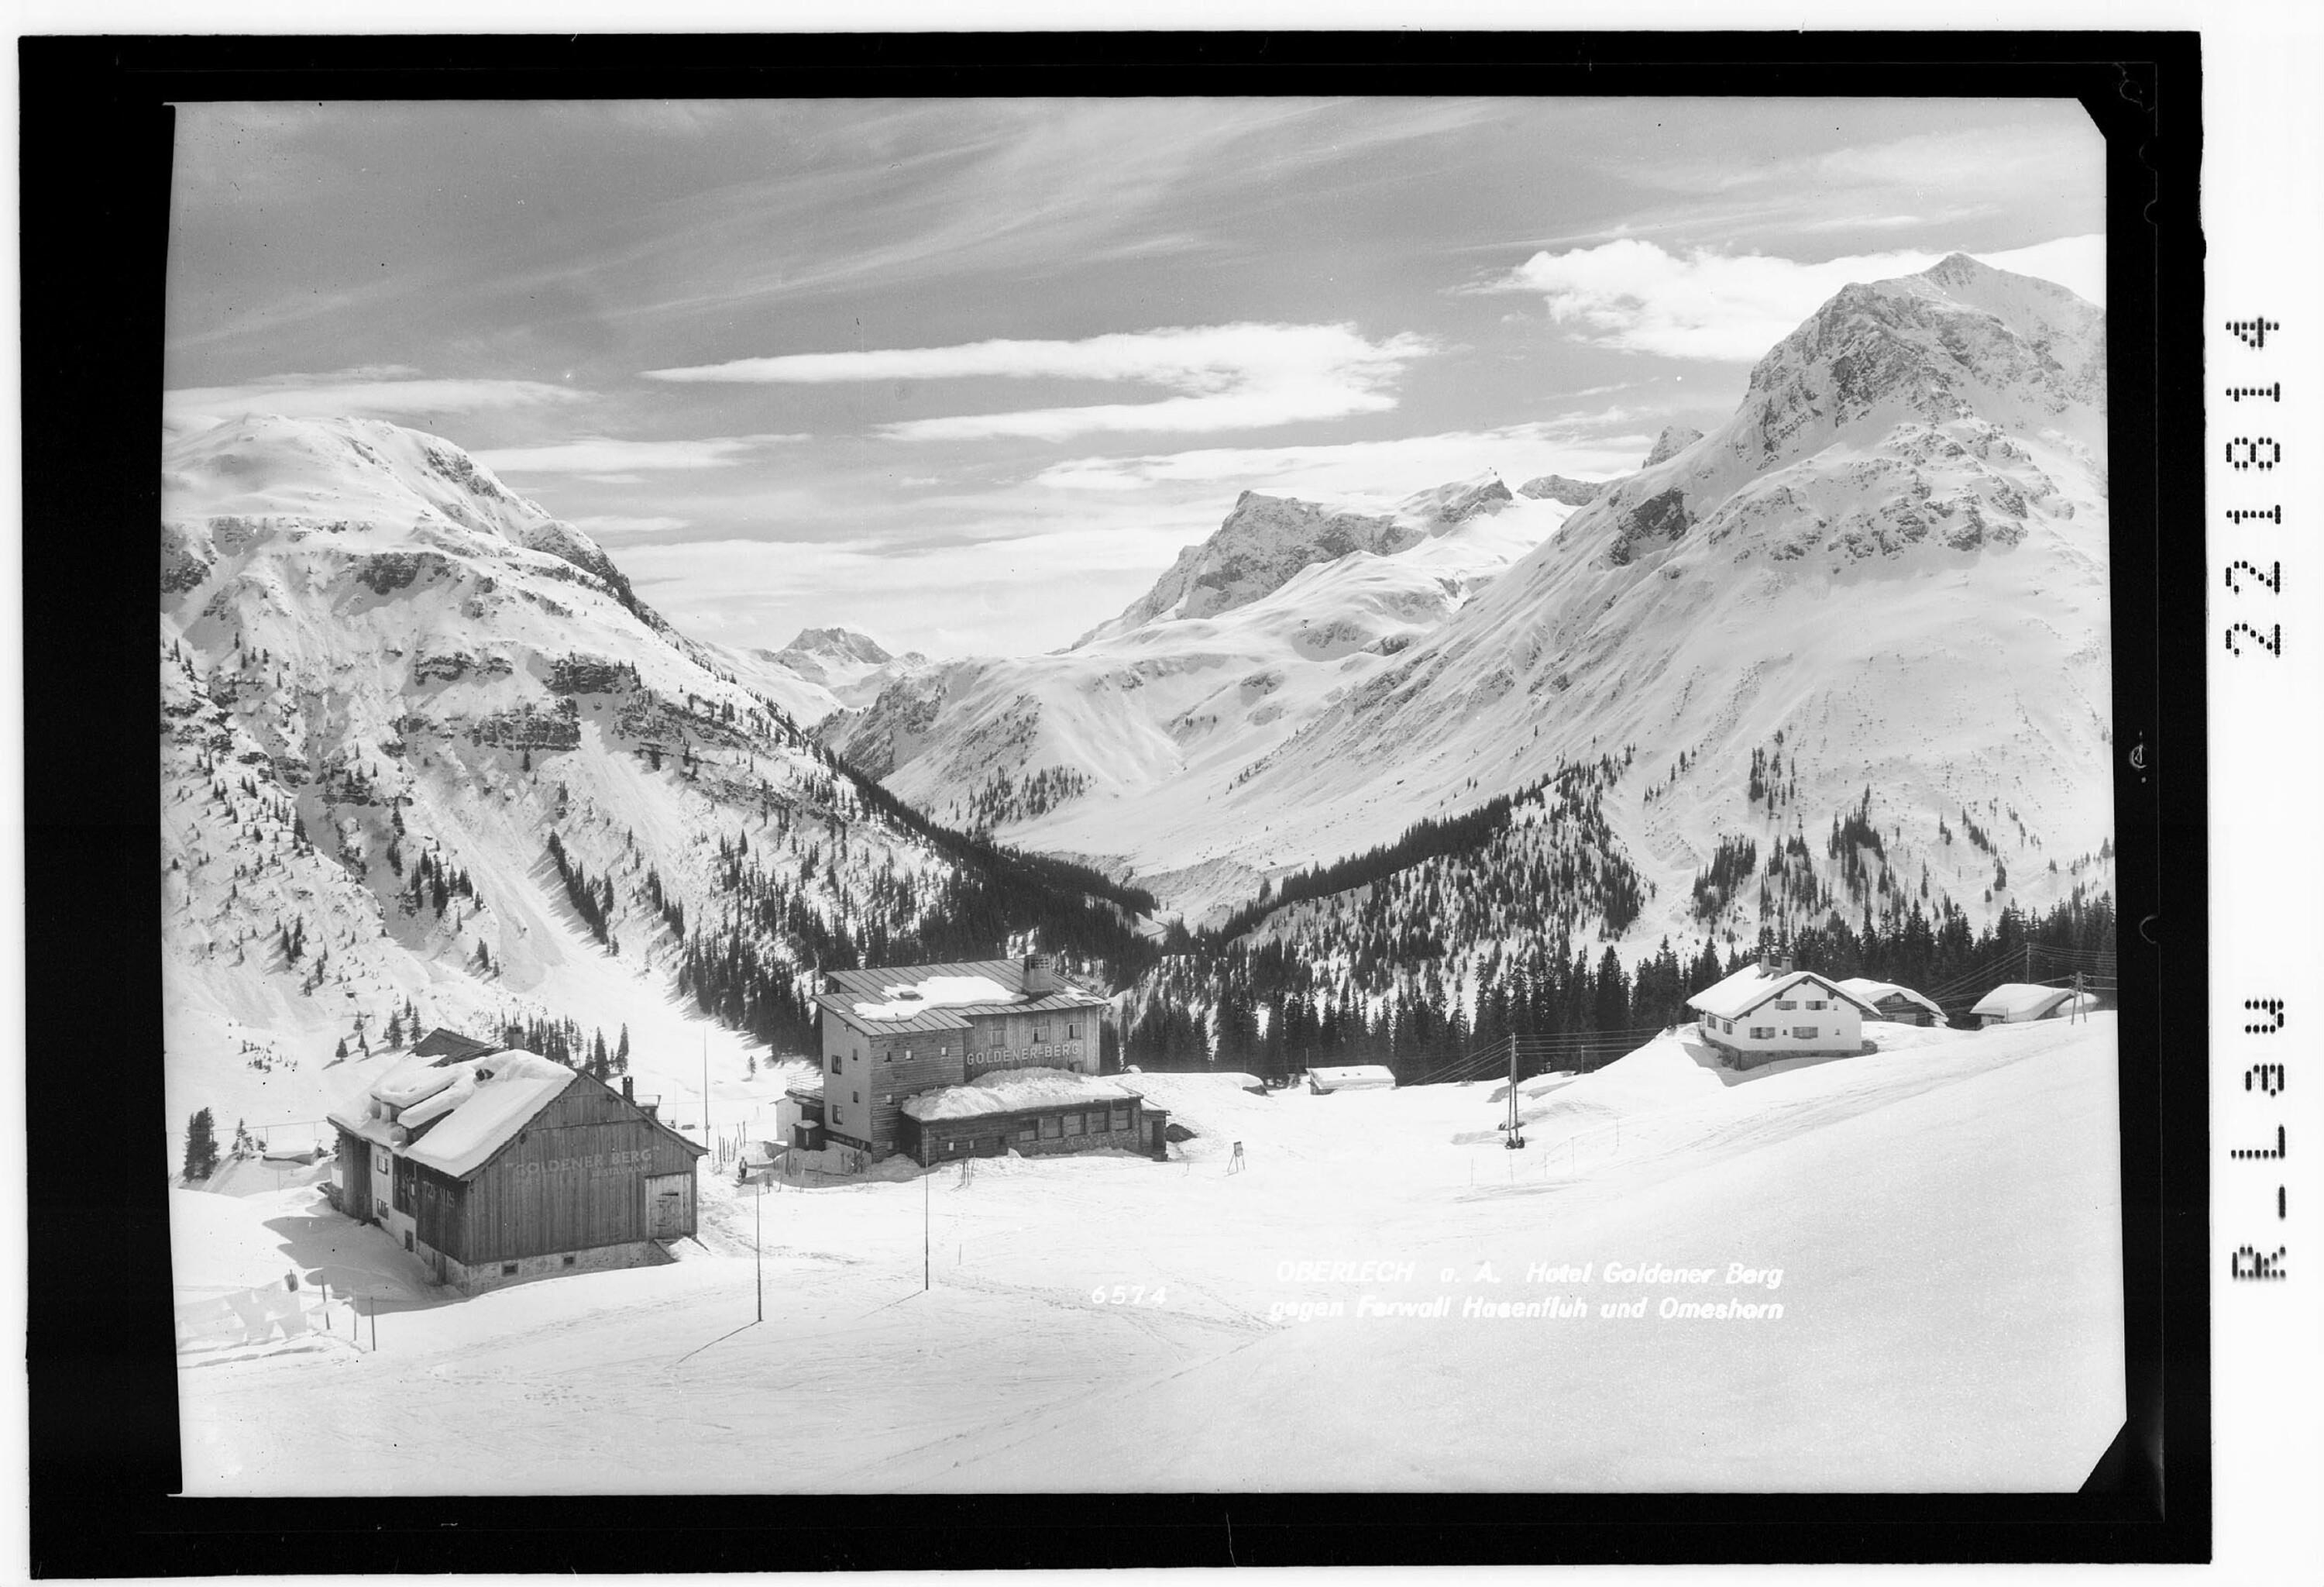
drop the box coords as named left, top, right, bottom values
left=645, top=1173, right=691, bottom=1238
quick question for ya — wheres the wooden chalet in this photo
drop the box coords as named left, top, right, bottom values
left=328, top=1051, right=705, bottom=1295
left=1835, top=977, right=1948, bottom=1028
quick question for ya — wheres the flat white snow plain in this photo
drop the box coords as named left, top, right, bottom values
left=176, top=1014, right=2123, bottom=1495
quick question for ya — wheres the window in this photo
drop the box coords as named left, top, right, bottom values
left=404, top=1231, right=414, bottom=1251
left=1016, top=1124, right=1037, bottom=1143
left=501, top=1262, right=519, bottom=1277
left=853, top=1091, right=861, bottom=1104
left=829, top=1055, right=841, bottom=1073
left=375, top=1148, right=390, bottom=1174
left=899, top=1048, right=909, bottom=1063
left=1063, top=1113, right=1085, bottom=1137
left=1793, top=1026, right=1818, bottom=1040
left=1039, top=1116, right=1062, bottom=1140
left=1776, top=1000, right=1797, bottom=1010
left=1109, top=1106, right=1132, bottom=1131
left=1805, top=999, right=1827, bottom=1010
left=1034, top=1027, right=1050, bottom=1044
left=562, top=1255, right=576, bottom=1268
left=1749, top=1027, right=1775, bottom=1040
left=1068, top=1024, right=1080, bottom=1040
left=938, top=1043, right=950, bottom=1057
left=831, top=1105, right=842, bottom=1124
left=376, top=1197, right=390, bottom=1219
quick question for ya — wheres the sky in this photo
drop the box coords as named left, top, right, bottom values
left=163, top=98, right=2105, bottom=659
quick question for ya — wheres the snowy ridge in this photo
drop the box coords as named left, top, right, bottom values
left=157, top=413, right=1129, bottom=1169
left=823, top=482, right=1576, bottom=876
left=1105, top=253, right=2114, bottom=942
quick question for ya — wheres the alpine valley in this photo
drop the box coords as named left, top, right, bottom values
left=159, top=254, right=2116, bottom=1160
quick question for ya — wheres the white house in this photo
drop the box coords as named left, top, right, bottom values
left=1837, top=976, right=1948, bottom=1027
left=1970, top=983, right=2099, bottom=1026
left=1686, top=962, right=1880, bottom=1069
left=1307, top=1063, right=1397, bottom=1093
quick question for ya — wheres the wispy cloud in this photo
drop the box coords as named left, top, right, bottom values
left=471, top=433, right=805, bottom=475
left=1030, top=418, right=1659, bottom=504
left=162, top=369, right=591, bottom=421
left=569, top=514, right=690, bottom=536
left=647, top=323, right=1440, bottom=442
left=1473, top=235, right=2104, bottom=361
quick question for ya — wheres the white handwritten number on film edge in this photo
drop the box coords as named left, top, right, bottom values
left=2225, top=312, right=2288, bottom=1281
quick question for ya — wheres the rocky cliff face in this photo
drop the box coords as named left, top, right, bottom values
left=1092, top=491, right=1422, bottom=638
left=1518, top=473, right=1608, bottom=507
left=1642, top=425, right=1706, bottom=468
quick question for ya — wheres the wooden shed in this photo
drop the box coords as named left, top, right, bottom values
left=328, top=1052, right=705, bottom=1295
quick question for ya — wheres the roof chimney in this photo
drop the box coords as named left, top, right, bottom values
left=1023, top=952, right=1057, bottom=995
left=621, top=1076, right=634, bottom=1103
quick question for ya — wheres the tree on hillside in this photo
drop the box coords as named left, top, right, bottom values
left=183, top=1108, right=218, bottom=1183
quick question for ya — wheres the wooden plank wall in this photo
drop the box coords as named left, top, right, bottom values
left=446, top=1075, right=702, bottom=1264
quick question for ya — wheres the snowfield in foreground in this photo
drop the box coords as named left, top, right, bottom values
left=177, top=1015, right=2122, bottom=1494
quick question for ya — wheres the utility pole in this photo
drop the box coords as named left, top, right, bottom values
left=755, top=1175, right=764, bottom=1323
left=923, top=1170, right=931, bottom=1292
left=1504, top=1032, right=1524, bottom=1148
left=701, top=1031, right=710, bottom=1163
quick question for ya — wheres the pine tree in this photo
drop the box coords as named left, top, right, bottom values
left=615, top=1024, right=630, bottom=1073
left=183, top=1108, right=218, bottom=1182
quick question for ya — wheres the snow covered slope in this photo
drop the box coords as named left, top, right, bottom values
left=1110, top=255, right=2116, bottom=936
left=825, top=477, right=1576, bottom=904
left=712, top=626, right=928, bottom=728
left=177, top=1014, right=2121, bottom=1493
left=156, top=414, right=1124, bottom=1169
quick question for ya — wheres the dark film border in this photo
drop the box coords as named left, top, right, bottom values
left=19, top=28, right=2205, bottom=1574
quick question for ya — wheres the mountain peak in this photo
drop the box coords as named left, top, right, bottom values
left=782, top=626, right=892, bottom=667
left=1092, top=491, right=1419, bottom=639
left=1642, top=425, right=1705, bottom=468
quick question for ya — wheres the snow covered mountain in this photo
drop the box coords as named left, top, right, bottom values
left=822, top=471, right=1580, bottom=911
left=714, top=625, right=927, bottom=727
left=1167, top=253, right=2114, bottom=938
left=842, top=253, right=2113, bottom=948
left=157, top=413, right=1141, bottom=1165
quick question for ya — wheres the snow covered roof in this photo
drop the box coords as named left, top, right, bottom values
left=812, top=994, right=975, bottom=1036
left=899, top=1066, right=1137, bottom=1123
left=1308, top=1064, right=1397, bottom=1090
left=1971, top=983, right=2077, bottom=1019
left=326, top=1051, right=579, bottom=1179
left=1687, top=966, right=1880, bottom=1022
left=1837, top=977, right=1947, bottom=1020
left=401, top=1053, right=576, bottom=1179
left=816, top=958, right=1109, bottom=1037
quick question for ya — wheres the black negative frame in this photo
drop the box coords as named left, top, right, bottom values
left=19, top=28, right=2205, bottom=1573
